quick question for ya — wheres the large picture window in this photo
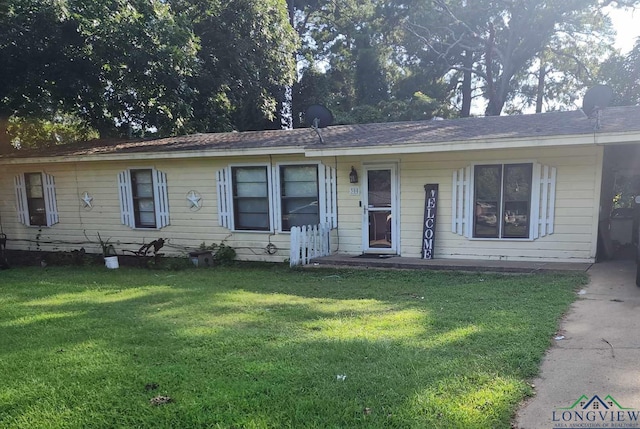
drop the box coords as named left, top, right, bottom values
left=232, top=166, right=270, bottom=231
left=280, top=165, right=319, bottom=231
left=473, top=163, right=532, bottom=239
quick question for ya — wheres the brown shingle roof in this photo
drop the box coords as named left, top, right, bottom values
left=3, top=105, right=639, bottom=159
left=313, top=106, right=640, bottom=149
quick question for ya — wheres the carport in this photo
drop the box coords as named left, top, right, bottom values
left=598, top=144, right=640, bottom=261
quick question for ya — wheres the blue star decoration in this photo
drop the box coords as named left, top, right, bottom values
left=81, top=192, right=93, bottom=208
left=187, top=191, right=202, bottom=209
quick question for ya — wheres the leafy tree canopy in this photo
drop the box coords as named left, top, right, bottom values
left=0, top=0, right=297, bottom=151
left=599, top=37, right=640, bottom=106
left=404, top=0, right=628, bottom=116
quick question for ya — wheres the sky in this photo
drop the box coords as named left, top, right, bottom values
left=609, top=6, right=640, bottom=53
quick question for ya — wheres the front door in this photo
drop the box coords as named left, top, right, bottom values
left=363, top=164, right=398, bottom=254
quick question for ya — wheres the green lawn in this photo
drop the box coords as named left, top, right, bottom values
left=0, top=265, right=586, bottom=428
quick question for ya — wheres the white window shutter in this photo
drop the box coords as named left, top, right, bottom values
left=272, top=165, right=282, bottom=232
left=451, top=166, right=471, bottom=237
left=153, top=169, right=170, bottom=229
left=43, top=173, right=59, bottom=226
left=320, top=164, right=337, bottom=229
left=533, top=163, right=556, bottom=238
left=216, top=168, right=231, bottom=229
left=267, top=165, right=275, bottom=232
left=14, top=174, right=29, bottom=225
left=118, top=171, right=135, bottom=228
left=318, top=164, right=335, bottom=229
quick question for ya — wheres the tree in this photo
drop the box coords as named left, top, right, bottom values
left=0, top=0, right=199, bottom=151
left=7, top=115, right=99, bottom=149
left=599, top=37, right=640, bottom=106
left=405, top=0, right=629, bottom=116
left=292, top=0, right=453, bottom=125
left=0, top=0, right=298, bottom=151
left=170, top=0, right=298, bottom=133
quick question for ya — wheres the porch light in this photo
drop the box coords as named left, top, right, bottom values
left=349, top=166, right=359, bottom=184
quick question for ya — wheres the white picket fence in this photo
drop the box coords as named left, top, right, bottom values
left=290, top=223, right=331, bottom=267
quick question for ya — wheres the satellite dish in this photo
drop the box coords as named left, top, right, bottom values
left=305, top=104, right=334, bottom=129
left=582, top=85, right=613, bottom=118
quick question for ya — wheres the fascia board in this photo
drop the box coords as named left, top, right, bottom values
left=303, top=132, right=640, bottom=157
left=0, top=146, right=306, bottom=165
left=593, top=131, right=640, bottom=145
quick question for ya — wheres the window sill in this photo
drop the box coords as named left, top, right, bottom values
left=468, top=237, right=534, bottom=242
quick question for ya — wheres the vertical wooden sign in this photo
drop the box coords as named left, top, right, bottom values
left=422, top=184, right=438, bottom=259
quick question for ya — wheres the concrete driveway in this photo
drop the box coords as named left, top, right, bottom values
left=515, top=260, right=640, bottom=429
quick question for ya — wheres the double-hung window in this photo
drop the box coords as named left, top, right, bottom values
left=118, top=168, right=169, bottom=229
left=24, top=173, right=47, bottom=226
left=131, top=169, right=157, bottom=228
left=280, top=165, right=320, bottom=231
left=231, top=166, right=270, bottom=231
left=216, top=163, right=336, bottom=232
left=14, top=172, right=59, bottom=227
left=452, top=162, right=556, bottom=240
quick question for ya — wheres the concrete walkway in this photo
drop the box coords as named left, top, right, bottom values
left=515, top=260, right=640, bottom=428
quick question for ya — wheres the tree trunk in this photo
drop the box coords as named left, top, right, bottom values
left=0, top=117, right=12, bottom=154
left=535, top=62, right=546, bottom=113
left=483, top=23, right=505, bottom=116
left=460, top=49, right=473, bottom=117
left=287, top=0, right=295, bottom=27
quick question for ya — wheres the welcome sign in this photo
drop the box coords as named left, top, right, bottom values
left=422, top=184, right=438, bottom=259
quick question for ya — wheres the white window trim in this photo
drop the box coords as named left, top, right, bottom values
left=226, top=163, right=275, bottom=233
left=275, top=161, right=323, bottom=234
left=452, top=161, right=556, bottom=241
left=217, top=161, right=337, bottom=234
left=118, top=167, right=170, bottom=230
left=14, top=172, right=59, bottom=228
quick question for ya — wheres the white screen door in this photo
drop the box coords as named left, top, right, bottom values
left=363, top=164, right=398, bottom=254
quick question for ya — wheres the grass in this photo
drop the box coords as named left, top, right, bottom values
left=0, top=265, right=586, bottom=428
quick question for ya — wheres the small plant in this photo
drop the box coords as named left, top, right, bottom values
left=97, top=233, right=116, bottom=257
left=199, top=241, right=214, bottom=251
left=198, top=242, right=236, bottom=266
left=213, top=243, right=236, bottom=265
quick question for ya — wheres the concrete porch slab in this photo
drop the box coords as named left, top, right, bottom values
left=309, top=254, right=592, bottom=273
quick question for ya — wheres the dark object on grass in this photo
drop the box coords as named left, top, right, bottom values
left=144, top=383, right=159, bottom=391
left=150, top=395, right=173, bottom=406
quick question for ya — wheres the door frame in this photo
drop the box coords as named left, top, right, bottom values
left=361, top=162, right=400, bottom=254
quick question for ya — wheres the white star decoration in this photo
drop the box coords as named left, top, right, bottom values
left=81, top=192, right=93, bottom=208
left=187, top=191, right=202, bottom=209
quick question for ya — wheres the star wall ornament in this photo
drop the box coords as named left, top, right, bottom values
left=81, top=192, right=93, bottom=209
left=187, top=190, right=202, bottom=210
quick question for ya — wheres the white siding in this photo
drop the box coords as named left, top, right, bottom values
left=333, top=146, right=603, bottom=263
left=0, top=146, right=603, bottom=263
left=0, top=156, right=333, bottom=262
